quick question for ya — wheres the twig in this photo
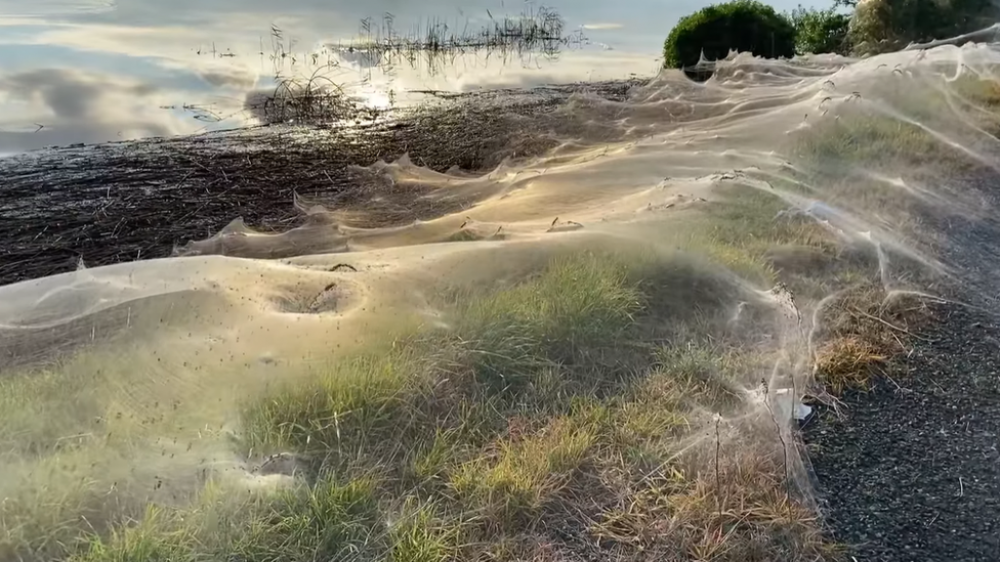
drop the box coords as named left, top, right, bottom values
left=851, top=306, right=936, bottom=342
left=762, top=379, right=791, bottom=500
left=714, top=415, right=723, bottom=519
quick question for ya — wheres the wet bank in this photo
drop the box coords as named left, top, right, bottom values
left=0, top=78, right=642, bottom=287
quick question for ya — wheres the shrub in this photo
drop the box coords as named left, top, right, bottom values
left=663, top=0, right=797, bottom=69
left=790, top=6, right=851, bottom=55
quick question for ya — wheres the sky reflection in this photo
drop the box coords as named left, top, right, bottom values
left=0, top=0, right=821, bottom=152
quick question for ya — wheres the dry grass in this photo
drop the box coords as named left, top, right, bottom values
left=245, top=70, right=363, bottom=126
left=812, top=284, right=936, bottom=395
left=591, top=449, right=837, bottom=561
left=335, top=6, right=581, bottom=78
left=814, top=336, right=887, bottom=394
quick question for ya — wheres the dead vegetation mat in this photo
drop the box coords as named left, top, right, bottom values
left=0, top=79, right=642, bottom=286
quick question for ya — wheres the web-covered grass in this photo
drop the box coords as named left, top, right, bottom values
left=4, top=48, right=1000, bottom=562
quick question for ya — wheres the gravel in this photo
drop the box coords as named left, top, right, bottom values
left=806, top=302, right=1000, bottom=562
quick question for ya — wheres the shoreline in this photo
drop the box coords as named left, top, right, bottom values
left=0, top=78, right=644, bottom=287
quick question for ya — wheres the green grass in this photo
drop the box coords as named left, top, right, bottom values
left=449, top=414, right=595, bottom=531
left=450, top=253, right=642, bottom=395
left=69, top=477, right=385, bottom=562
left=388, top=500, right=456, bottom=562
left=71, top=509, right=187, bottom=562
left=237, top=253, right=648, bottom=484
left=240, top=352, right=419, bottom=456
left=0, top=356, right=111, bottom=461
left=0, top=352, right=201, bottom=562
left=0, top=339, right=277, bottom=561
left=695, top=186, right=833, bottom=284
left=225, top=477, right=384, bottom=562
left=654, top=185, right=865, bottom=306
left=792, top=73, right=1000, bottom=170
left=52, top=249, right=840, bottom=562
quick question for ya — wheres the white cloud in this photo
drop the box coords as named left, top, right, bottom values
left=154, top=58, right=261, bottom=90
left=0, top=0, right=116, bottom=17
left=0, top=67, right=200, bottom=152
left=582, top=23, right=624, bottom=30
left=0, top=16, right=52, bottom=26
left=15, top=22, right=211, bottom=55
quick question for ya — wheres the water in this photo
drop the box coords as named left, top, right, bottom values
left=0, top=0, right=824, bottom=152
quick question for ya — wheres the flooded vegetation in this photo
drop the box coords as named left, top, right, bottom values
left=244, top=6, right=589, bottom=126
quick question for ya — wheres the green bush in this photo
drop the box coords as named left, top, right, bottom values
left=790, top=6, right=851, bottom=55
left=663, top=0, right=797, bottom=69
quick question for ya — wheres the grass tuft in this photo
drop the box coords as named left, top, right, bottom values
left=814, top=336, right=887, bottom=394
left=388, top=500, right=455, bottom=562
left=812, top=284, right=934, bottom=395
left=229, top=477, right=382, bottom=562
left=70, top=506, right=193, bottom=562
left=452, top=252, right=642, bottom=396
left=240, top=352, right=418, bottom=457
left=450, top=416, right=595, bottom=532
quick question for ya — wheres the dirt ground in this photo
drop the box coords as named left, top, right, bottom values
left=0, top=79, right=642, bottom=287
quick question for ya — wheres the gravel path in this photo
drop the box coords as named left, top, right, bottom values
left=807, top=302, right=1000, bottom=562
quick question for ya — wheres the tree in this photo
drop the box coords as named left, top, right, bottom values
left=663, top=0, right=797, bottom=69
left=790, top=6, right=851, bottom=55
left=848, top=0, right=997, bottom=55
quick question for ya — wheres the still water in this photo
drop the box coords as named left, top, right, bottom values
left=0, top=0, right=822, bottom=152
